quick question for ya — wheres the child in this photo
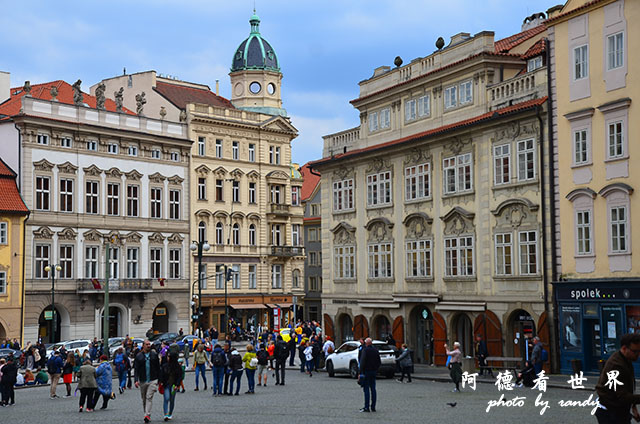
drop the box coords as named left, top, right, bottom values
left=178, top=358, right=186, bottom=393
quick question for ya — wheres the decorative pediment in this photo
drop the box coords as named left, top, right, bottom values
left=167, top=233, right=184, bottom=244
left=33, top=159, right=54, bottom=172
left=213, top=166, right=227, bottom=177
left=105, top=231, right=123, bottom=244
left=494, top=121, right=539, bottom=142
left=125, top=169, right=143, bottom=181
left=125, top=231, right=143, bottom=243
left=195, top=209, right=212, bottom=219
left=331, top=222, right=356, bottom=245
left=403, top=148, right=432, bottom=166
left=195, top=164, right=211, bottom=176
left=599, top=183, right=634, bottom=198
left=247, top=213, right=261, bottom=221
left=231, top=211, right=246, bottom=220
left=56, top=161, right=78, bottom=174
left=266, top=170, right=289, bottom=180
left=214, top=210, right=229, bottom=219
left=365, top=217, right=394, bottom=242
left=445, top=136, right=472, bottom=155
left=365, top=158, right=391, bottom=174
left=230, top=168, right=244, bottom=179
left=332, top=166, right=354, bottom=181
left=168, top=175, right=184, bottom=185
left=148, top=232, right=165, bottom=244
left=247, top=170, right=260, bottom=181
left=148, top=172, right=166, bottom=183
left=57, top=227, right=77, bottom=240
left=83, top=229, right=103, bottom=242
left=33, top=226, right=54, bottom=240
left=105, top=167, right=123, bottom=178
left=441, top=207, right=475, bottom=236
left=492, top=199, right=538, bottom=230
left=491, top=198, right=539, bottom=216
left=83, top=164, right=103, bottom=177
left=403, top=213, right=433, bottom=238
left=259, top=115, right=298, bottom=135
left=566, top=188, right=597, bottom=202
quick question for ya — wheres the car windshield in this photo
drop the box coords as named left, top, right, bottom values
left=148, top=334, right=163, bottom=341
left=373, top=344, right=395, bottom=352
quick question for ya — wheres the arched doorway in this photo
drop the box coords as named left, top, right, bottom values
left=338, top=314, right=353, bottom=344
left=0, top=322, right=6, bottom=340
left=452, top=313, right=473, bottom=356
left=353, top=315, right=369, bottom=340
left=153, top=303, right=169, bottom=334
left=411, top=306, right=434, bottom=364
left=101, top=306, right=126, bottom=338
left=509, top=309, right=536, bottom=361
left=372, top=315, right=391, bottom=340
left=38, top=305, right=70, bottom=343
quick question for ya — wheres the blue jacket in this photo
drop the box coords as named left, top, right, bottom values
left=211, top=346, right=226, bottom=367
left=47, top=355, right=64, bottom=374
left=95, top=362, right=113, bottom=395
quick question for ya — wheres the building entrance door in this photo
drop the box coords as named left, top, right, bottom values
left=415, top=307, right=433, bottom=364
left=512, top=310, right=535, bottom=361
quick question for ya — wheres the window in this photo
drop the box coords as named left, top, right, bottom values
left=151, top=148, right=161, bottom=159
left=517, top=139, right=536, bottom=181
left=443, top=153, right=472, bottom=194
left=607, top=32, right=624, bottom=70
left=231, top=264, right=240, bottom=289
left=444, top=236, right=474, bottom=276
left=87, top=140, right=97, bottom=151
left=494, top=233, right=513, bottom=275
left=108, top=247, right=119, bottom=279
left=198, top=178, right=206, bottom=200
left=150, top=187, right=162, bottom=218
left=86, top=181, right=99, bottom=214
left=309, top=276, right=319, bottom=291
left=107, top=183, right=120, bottom=216
left=368, top=111, right=379, bottom=132
left=405, top=163, right=430, bottom=201
left=368, top=243, right=392, bottom=278
left=527, top=56, right=543, bottom=72
left=232, top=223, right=240, bottom=245
left=59, top=178, right=73, bottom=212
left=215, top=139, right=223, bottom=158
left=0, top=222, right=6, bottom=244
left=574, top=129, right=588, bottom=164
left=406, top=240, right=431, bottom=278
left=334, top=246, right=355, bottom=279
left=574, top=45, right=588, bottom=80
left=232, top=181, right=239, bottom=203
left=170, top=151, right=179, bottom=162
left=150, top=248, right=162, bottom=279
left=248, top=144, right=255, bottom=162
left=444, top=85, right=457, bottom=109
left=494, top=145, right=510, bottom=185
left=59, top=245, right=73, bottom=279
left=269, top=146, right=281, bottom=164
left=216, top=179, right=223, bottom=201
left=248, top=265, right=257, bottom=289
left=107, top=143, right=118, bottom=154
left=576, top=210, right=592, bottom=255
left=366, top=171, right=392, bottom=207
left=270, top=185, right=282, bottom=204
left=311, top=204, right=320, bottom=216
left=198, top=137, right=206, bottom=156
left=169, top=248, right=180, bottom=279
left=309, top=251, right=318, bottom=266
left=37, top=134, right=49, bottom=145
left=379, top=108, right=390, bottom=129
left=292, top=269, right=300, bottom=288
left=405, top=96, right=432, bottom=122
left=127, top=184, right=139, bottom=217
left=127, top=247, right=139, bottom=278
left=249, top=182, right=256, bottom=204
left=232, top=141, right=239, bottom=160
left=35, top=176, right=50, bottom=211
left=199, top=264, right=207, bottom=290
left=333, top=179, right=354, bottom=212
left=128, top=145, right=138, bottom=157
left=292, top=224, right=300, bottom=246
left=35, top=244, right=50, bottom=278
left=291, top=186, right=300, bottom=206
left=216, top=222, right=224, bottom=245
left=271, top=224, right=282, bottom=246
left=271, top=264, right=282, bottom=288
left=611, top=206, right=627, bottom=253
left=169, top=189, right=180, bottom=220
left=198, top=221, right=206, bottom=242
left=608, top=121, right=624, bottom=159
left=85, top=246, right=98, bottom=278
left=459, top=80, right=472, bottom=104
left=519, top=231, right=538, bottom=275
left=308, top=228, right=317, bottom=242
left=249, top=224, right=256, bottom=246
left=61, top=137, right=72, bottom=148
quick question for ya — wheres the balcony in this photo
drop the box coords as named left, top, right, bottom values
left=487, top=66, right=547, bottom=111
left=77, top=279, right=153, bottom=293
left=269, top=245, right=305, bottom=258
left=269, top=203, right=291, bottom=216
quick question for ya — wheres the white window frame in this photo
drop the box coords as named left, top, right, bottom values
left=216, top=265, right=224, bottom=289
left=108, top=246, right=119, bottom=280
left=607, top=121, right=624, bottom=159
left=248, top=265, right=257, bottom=289
left=87, top=140, right=97, bottom=151
left=379, top=108, right=390, bottom=129
left=198, top=137, right=206, bottom=156
left=249, top=182, right=256, bottom=204
left=518, top=231, right=538, bottom=275
left=107, top=183, right=120, bottom=216
left=271, top=224, right=282, bottom=246
left=37, top=134, right=49, bottom=145
left=60, top=136, right=72, bottom=148
left=573, top=44, right=589, bottom=81
left=494, top=233, right=513, bottom=276
left=232, top=223, right=240, bottom=245
left=198, top=221, right=206, bottom=243
left=35, top=175, right=50, bottom=211
left=128, top=145, right=138, bottom=157
left=86, top=180, right=99, bottom=214
left=0, top=222, right=6, bottom=244
left=607, top=32, right=624, bottom=70
left=271, top=264, right=282, bottom=289
left=169, top=248, right=181, bottom=279
left=405, top=99, right=416, bottom=122
left=215, top=139, right=223, bottom=158
left=150, top=247, right=162, bottom=279
left=459, top=80, right=473, bottom=105
left=232, top=181, right=239, bottom=203
left=232, top=141, right=239, bottom=160
left=493, top=144, right=511, bottom=185
left=127, top=184, right=139, bottom=217
left=85, top=246, right=98, bottom=279
left=0, top=271, right=6, bottom=294
left=248, top=224, right=256, bottom=246
left=270, top=185, right=282, bottom=204
left=35, top=243, right=50, bottom=279
left=406, top=240, right=432, bottom=278
left=444, top=236, right=474, bottom=277
left=404, top=163, right=430, bottom=201
left=366, top=171, right=392, bottom=207
left=334, top=245, right=355, bottom=279
left=443, top=153, right=472, bottom=195
left=107, top=143, right=118, bottom=154
left=576, top=210, right=592, bottom=256
left=59, top=245, right=73, bottom=279
left=248, top=144, right=255, bottom=162
left=231, top=264, right=240, bottom=289
left=527, top=56, right=543, bottom=72
left=367, top=242, right=393, bottom=279
left=169, top=189, right=180, bottom=220
left=573, top=128, right=589, bottom=165
left=170, top=151, right=179, bottom=162
left=198, top=178, right=206, bottom=200
left=151, top=148, right=161, bottom=159
left=216, top=222, right=224, bottom=244
left=291, top=186, right=300, bottom=206
left=368, top=111, right=379, bottom=132
left=150, top=187, right=162, bottom=219
left=333, top=179, right=354, bottom=212
left=127, top=247, right=139, bottom=279
left=444, top=85, right=457, bottom=109
left=292, top=224, right=300, bottom=246
left=59, top=178, right=74, bottom=213
left=517, top=139, right=536, bottom=181
left=610, top=206, right=628, bottom=253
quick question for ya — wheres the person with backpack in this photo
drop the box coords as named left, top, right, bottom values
left=242, top=344, right=257, bottom=394
left=47, top=350, right=64, bottom=399
left=114, top=347, right=128, bottom=394
left=255, top=344, right=269, bottom=387
left=274, top=335, right=288, bottom=386
left=210, top=344, right=226, bottom=396
left=192, top=343, right=209, bottom=391
left=227, top=348, right=243, bottom=395
left=93, top=355, right=114, bottom=410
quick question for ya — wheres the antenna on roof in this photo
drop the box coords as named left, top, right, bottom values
left=123, top=67, right=126, bottom=75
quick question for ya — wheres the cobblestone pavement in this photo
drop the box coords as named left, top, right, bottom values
left=3, top=369, right=600, bottom=423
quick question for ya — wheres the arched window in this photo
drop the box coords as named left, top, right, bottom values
left=216, top=222, right=224, bottom=244
left=198, top=221, right=206, bottom=242
left=292, top=269, right=300, bottom=288
left=232, top=223, right=240, bottom=245
left=249, top=224, right=256, bottom=246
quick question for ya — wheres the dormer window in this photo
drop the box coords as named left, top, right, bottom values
left=107, top=143, right=118, bottom=154
left=151, top=148, right=161, bottom=159
left=128, top=145, right=138, bottom=157
left=527, top=56, right=543, bottom=72
left=368, top=107, right=390, bottom=133
left=37, top=134, right=49, bottom=145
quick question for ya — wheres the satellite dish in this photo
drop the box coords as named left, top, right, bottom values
left=394, top=56, right=403, bottom=67
left=436, top=37, right=445, bottom=50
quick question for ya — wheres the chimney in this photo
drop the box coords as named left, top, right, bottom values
left=0, top=71, right=9, bottom=105
left=216, top=80, right=219, bottom=95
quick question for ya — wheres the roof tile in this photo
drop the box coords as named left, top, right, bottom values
left=0, top=158, right=28, bottom=214
left=494, top=25, right=546, bottom=53
left=300, top=162, right=321, bottom=201
left=154, top=81, right=234, bottom=110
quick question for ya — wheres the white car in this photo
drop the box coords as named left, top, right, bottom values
left=46, top=339, right=92, bottom=358
left=325, top=340, right=397, bottom=379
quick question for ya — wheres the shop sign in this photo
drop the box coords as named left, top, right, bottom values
left=556, top=286, right=634, bottom=301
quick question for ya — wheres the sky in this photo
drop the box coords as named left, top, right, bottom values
left=1, top=0, right=563, bottom=165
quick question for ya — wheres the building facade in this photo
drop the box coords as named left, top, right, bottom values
left=301, top=163, right=322, bottom=322
left=0, top=79, right=192, bottom=343
left=547, top=0, right=640, bottom=373
left=312, top=21, right=556, bottom=367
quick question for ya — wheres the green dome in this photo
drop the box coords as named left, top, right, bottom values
left=231, top=13, right=280, bottom=73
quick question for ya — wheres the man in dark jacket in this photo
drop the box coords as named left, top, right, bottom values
left=287, top=333, right=297, bottom=366
left=1, top=355, right=18, bottom=405
left=134, top=340, right=161, bottom=423
left=274, top=335, right=288, bottom=385
left=47, top=350, right=64, bottom=399
left=475, top=334, right=491, bottom=376
left=359, top=338, right=381, bottom=413
left=595, top=333, right=640, bottom=423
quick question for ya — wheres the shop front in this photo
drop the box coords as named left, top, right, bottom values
left=554, top=280, right=640, bottom=375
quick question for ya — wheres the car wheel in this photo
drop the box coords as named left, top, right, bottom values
left=349, top=361, right=359, bottom=379
left=326, top=360, right=335, bottom=377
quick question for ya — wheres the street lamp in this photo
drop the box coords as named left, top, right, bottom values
left=44, top=264, right=62, bottom=344
left=190, top=239, right=210, bottom=337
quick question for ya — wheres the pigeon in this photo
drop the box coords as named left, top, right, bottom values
left=446, top=402, right=457, bottom=408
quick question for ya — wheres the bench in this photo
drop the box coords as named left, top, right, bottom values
left=484, top=356, right=522, bottom=375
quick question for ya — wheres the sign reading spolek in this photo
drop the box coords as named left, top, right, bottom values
left=556, top=286, right=634, bottom=301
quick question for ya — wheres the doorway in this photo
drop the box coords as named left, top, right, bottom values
left=413, top=306, right=434, bottom=364
left=38, top=307, right=62, bottom=344
left=373, top=315, right=391, bottom=341
left=511, top=309, right=535, bottom=361
left=452, top=313, right=473, bottom=356
left=101, top=306, right=123, bottom=338
left=153, top=304, right=169, bottom=334
left=339, top=314, right=353, bottom=344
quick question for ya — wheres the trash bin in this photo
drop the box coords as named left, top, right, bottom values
left=570, top=358, right=582, bottom=374
left=462, top=356, right=475, bottom=373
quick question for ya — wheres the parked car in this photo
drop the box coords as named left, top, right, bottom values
left=149, top=332, right=179, bottom=351
left=0, top=348, right=19, bottom=360
left=176, top=335, right=200, bottom=352
left=108, top=337, right=144, bottom=356
left=325, top=340, right=397, bottom=379
left=46, top=339, right=92, bottom=358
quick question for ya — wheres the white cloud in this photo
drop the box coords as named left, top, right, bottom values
left=290, top=114, right=356, bottom=165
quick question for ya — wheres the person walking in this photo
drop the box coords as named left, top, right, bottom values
left=530, top=336, right=544, bottom=375
left=475, top=334, right=491, bottom=376
left=359, top=338, right=381, bottom=413
left=134, top=339, right=161, bottom=423
left=256, top=344, right=269, bottom=386
left=210, top=344, right=226, bottom=396
left=222, top=344, right=231, bottom=395
left=62, top=353, right=75, bottom=397
left=93, top=355, right=113, bottom=410
left=274, top=335, right=288, bottom=386
left=242, top=344, right=257, bottom=394
left=303, top=341, right=314, bottom=377
left=287, top=332, right=297, bottom=366
left=114, top=347, right=128, bottom=394
left=396, top=344, right=413, bottom=383
left=77, top=359, right=97, bottom=412
left=160, top=351, right=183, bottom=421
left=445, top=342, right=463, bottom=392
left=0, top=355, right=18, bottom=406
left=46, top=350, right=64, bottom=399
left=298, top=340, right=307, bottom=373
left=228, top=348, right=243, bottom=396
left=192, top=343, right=209, bottom=391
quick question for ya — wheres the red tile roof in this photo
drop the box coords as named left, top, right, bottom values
left=522, top=39, right=546, bottom=60
left=300, top=162, right=321, bottom=201
left=311, top=97, right=548, bottom=168
left=154, top=81, right=234, bottom=110
left=545, top=0, right=610, bottom=26
left=0, top=80, right=135, bottom=121
left=0, top=158, right=28, bottom=214
left=494, top=25, right=546, bottom=53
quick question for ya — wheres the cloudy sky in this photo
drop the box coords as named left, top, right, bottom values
left=1, top=0, right=561, bottom=165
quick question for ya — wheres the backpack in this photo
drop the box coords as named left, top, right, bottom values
left=212, top=351, right=225, bottom=367
left=257, top=349, right=269, bottom=365
left=541, top=349, right=548, bottom=362
left=47, top=356, right=57, bottom=374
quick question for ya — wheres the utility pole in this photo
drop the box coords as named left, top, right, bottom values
left=103, top=237, right=111, bottom=359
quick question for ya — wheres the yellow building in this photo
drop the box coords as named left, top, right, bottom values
left=547, top=0, right=639, bottom=373
left=0, top=158, right=29, bottom=342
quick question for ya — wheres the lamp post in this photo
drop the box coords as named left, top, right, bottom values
left=190, top=239, right=210, bottom=337
left=44, top=264, right=62, bottom=344
left=225, top=177, right=236, bottom=338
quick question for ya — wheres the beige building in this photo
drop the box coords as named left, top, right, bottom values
left=93, top=13, right=304, bottom=334
left=547, top=0, right=640, bottom=374
left=312, top=18, right=556, bottom=367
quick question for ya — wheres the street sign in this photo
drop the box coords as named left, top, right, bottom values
left=44, top=310, right=56, bottom=320
left=191, top=314, right=199, bottom=320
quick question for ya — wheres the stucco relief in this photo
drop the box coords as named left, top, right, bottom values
left=83, top=165, right=102, bottom=177
left=83, top=229, right=102, bottom=241
left=441, top=207, right=475, bottom=236
left=247, top=170, right=260, bottom=181
left=168, top=233, right=184, bottom=244
left=149, top=172, right=166, bottom=183
left=57, top=228, right=77, bottom=241
left=213, top=167, right=227, bottom=178
left=168, top=175, right=184, bottom=185
left=195, top=165, right=211, bottom=176
left=332, top=166, right=354, bottom=181
left=491, top=199, right=539, bottom=230
left=125, top=170, right=143, bottom=181
left=403, top=148, right=432, bottom=166
left=33, top=159, right=54, bottom=172
left=365, top=158, right=391, bottom=174
left=403, top=213, right=433, bottom=238
left=125, top=232, right=143, bottom=243
left=105, top=167, right=123, bottom=178
left=494, top=121, right=538, bottom=142
left=445, top=137, right=472, bottom=156
left=33, top=226, right=54, bottom=240
left=365, top=218, right=394, bottom=242
left=332, top=222, right=356, bottom=245
left=148, top=232, right=165, bottom=244
left=56, top=162, right=78, bottom=174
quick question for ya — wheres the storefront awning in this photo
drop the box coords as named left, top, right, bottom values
left=265, top=304, right=278, bottom=309
left=230, top=304, right=266, bottom=310
left=276, top=303, right=292, bottom=308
